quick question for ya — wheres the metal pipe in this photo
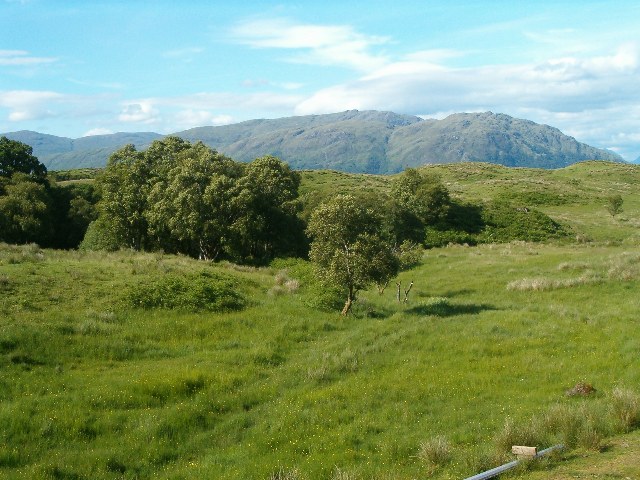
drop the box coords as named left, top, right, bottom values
left=462, top=444, right=564, bottom=480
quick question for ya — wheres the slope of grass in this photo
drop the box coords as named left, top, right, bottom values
left=1, top=161, right=639, bottom=479
left=300, top=161, right=640, bottom=243
left=1, top=237, right=639, bottom=479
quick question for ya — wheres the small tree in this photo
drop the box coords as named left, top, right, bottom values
left=606, top=194, right=624, bottom=217
left=307, top=195, right=399, bottom=315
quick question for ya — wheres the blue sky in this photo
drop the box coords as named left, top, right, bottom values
left=1, top=0, right=639, bottom=160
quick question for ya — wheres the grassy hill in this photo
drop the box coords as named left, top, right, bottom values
left=1, top=162, right=639, bottom=479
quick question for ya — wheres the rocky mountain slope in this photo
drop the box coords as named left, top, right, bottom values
left=2, top=111, right=623, bottom=172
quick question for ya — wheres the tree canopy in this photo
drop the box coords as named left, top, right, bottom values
left=307, top=194, right=400, bottom=315
left=85, top=138, right=304, bottom=264
left=0, top=136, right=47, bottom=181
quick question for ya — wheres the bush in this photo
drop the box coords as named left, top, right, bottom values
left=417, top=436, right=452, bottom=467
left=270, top=258, right=344, bottom=311
left=493, top=417, right=546, bottom=454
left=424, top=228, right=477, bottom=248
left=610, top=387, right=640, bottom=432
left=479, top=202, right=568, bottom=243
left=126, top=271, right=245, bottom=312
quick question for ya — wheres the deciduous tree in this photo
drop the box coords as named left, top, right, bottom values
left=0, top=173, right=52, bottom=244
left=307, top=194, right=399, bottom=315
left=0, top=136, right=47, bottom=181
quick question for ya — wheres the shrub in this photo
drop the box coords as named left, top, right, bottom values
left=417, top=436, right=452, bottom=467
left=610, top=387, right=640, bottom=432
left=269, top=468, right=303, bottom=480
left=126, top=271, right=245, bottom=312
left=424, top=228, right=477, bottom=248
left=269, top=270, right=300, bottom=295
left=269, top=258, right=344, bottom=311
left=493, top=417, right=546, bottom=454
left=479, top=202, right=568, bottom=243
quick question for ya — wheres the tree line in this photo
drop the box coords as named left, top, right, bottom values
left=81, top=136, right=306, bottom=263
left=0, top=136, right=98, bottom=249
left=1, top=135, right=567, bottom=314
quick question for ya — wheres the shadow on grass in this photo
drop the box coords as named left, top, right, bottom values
left=417, top=289, right=477, bottom=299
left=406, top=298, right=497, bottom=318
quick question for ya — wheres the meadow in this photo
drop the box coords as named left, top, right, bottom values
left=1, top=161, right=639, bottom=479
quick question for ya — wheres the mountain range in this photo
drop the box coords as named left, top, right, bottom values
left=2, top=110, right=624, bottom=173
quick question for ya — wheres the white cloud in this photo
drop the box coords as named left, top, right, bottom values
left=232, top=18, right=389, bottom=71
left=294, top=42, right=640, bottom=160
left=67, top=78, right=124, bottom=90
left=0, top=50, right=57, bottom=66
left=83, top=128, right=114, bottom=137
left=243, top=79, right=304, bottom=90
left=114, top=92, right=302, bottom=133
left=118, top=101, right=160, bottom=124
left=174, top=109, right=233, bottom=129
left=0, top=90, right=65, bottom=121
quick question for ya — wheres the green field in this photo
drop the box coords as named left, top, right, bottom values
left=1, top=161, right=639, bottom=479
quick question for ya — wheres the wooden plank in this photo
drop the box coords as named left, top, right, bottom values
left=512, top=445, right=537, bottom=456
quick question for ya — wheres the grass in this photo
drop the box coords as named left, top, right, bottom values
left=2, top=240, right=639, bottom=479
left=1, top=161, right=640, bottom=479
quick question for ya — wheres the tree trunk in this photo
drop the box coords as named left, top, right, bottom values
left=341, top=287, right=355, bottom=316
left=403, top=281, right=414, bottom=303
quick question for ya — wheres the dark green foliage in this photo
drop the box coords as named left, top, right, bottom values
left=307, top=194, right=400, bottom=314
left=126, top=272, right=245, bottom=312
left=0, top=138, right=100, bottom=248
left=606, top=194, right=624, bottom=217
left=391, top=168, right=451, bottom=226
left=423, top=201, right=483, bottom=247
left=479, top=202, right=568, bottom=242
left=79, top=216, right=123, bottom=251
left=226, top=155, right=304, bottom=263
left=0, top=173, right=52, bottom=245
left=389, top=168, right=454, bottom=246
left=47, top=182, right=99, bottom=249
left=0, top=136, right=47, bottom=181
left=424, top=228, right=478, bottom=248
left=90, top=139, right=305, bottom=264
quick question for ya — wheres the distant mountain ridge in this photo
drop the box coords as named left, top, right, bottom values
left=2, top=110, right=623, bottom=172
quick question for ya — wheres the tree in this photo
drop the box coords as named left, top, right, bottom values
left=0, top=136, right=47, bottom=181
left=390, top=168, right=451, bottom=247
left=307, top=194, right=399, bottom=315
left=228, top=155, right=304, bottom=263
left=606, top=194, right=624, bottom=217
left=391, top=168, right=450, bottom=227
left=94, top=138, right=192, bottom=251
left=146, top=142, right=240, bottom=260
left=94, top=144, right=149, bottom=250
left=0, top=173, right=52, bottom=244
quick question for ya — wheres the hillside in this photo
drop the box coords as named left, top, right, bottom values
left=2, top=161, right=640, bottom=479
left=2, top=111, right=622, bottom=172
left=2, top=131, right=162, bottom=170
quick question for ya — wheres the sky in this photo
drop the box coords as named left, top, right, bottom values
left=1, top=0, right=639, bottom=161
